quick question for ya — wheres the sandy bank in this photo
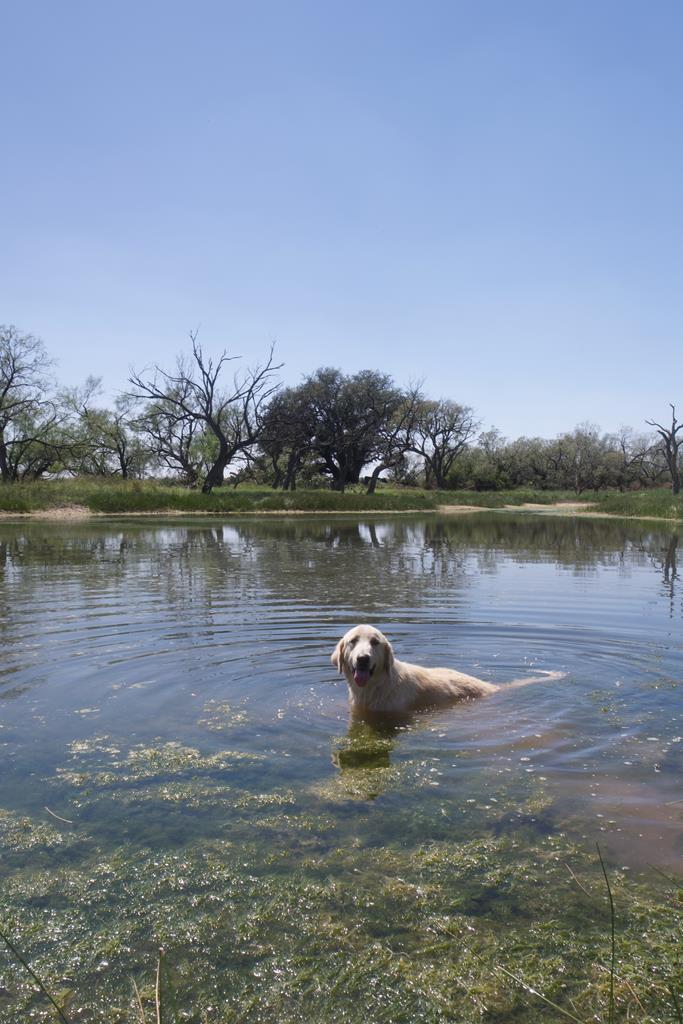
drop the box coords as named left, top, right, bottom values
left=0, top=501, right=679, bottom=523
left=0, top=505, right=431, bottom=521
left=438, top=501, right=594, bottom=515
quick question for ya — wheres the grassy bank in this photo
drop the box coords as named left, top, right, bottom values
left=0, top=479, right=436, bottom=515
left=434, top=487, right=598, bottom=508
left=439, top=487, right=683, bottom=520
left=0, top=479, right=681, bottom=519
left=590, top=488, right=683, bottom=520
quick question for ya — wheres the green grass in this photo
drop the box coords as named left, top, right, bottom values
left=0, top=479, right=577, bottom=515
left=592, top=489, right=683, bottom=520
left=433, top=487, right=599, bottom=508
left=0, top=478, right=436, bottom=515
left=436, top=487, right=683, bottom=520
left=1, top=478, right=681, bottom=519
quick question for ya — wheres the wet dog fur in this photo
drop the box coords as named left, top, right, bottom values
left=331, top=624, right=563, bottom=715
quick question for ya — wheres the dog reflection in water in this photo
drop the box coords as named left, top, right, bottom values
left=333, top=718, right=397, bottom=770
left=331, top=718, right=402, bottom=801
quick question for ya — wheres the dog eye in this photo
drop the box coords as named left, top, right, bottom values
left=370, top=637, right=379, bottom=646
left=349, top=637, right=358, bottom=646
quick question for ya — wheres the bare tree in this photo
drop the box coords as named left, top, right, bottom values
left=134, top=387, right=207, bottom=487
left=646, top=404, right=682, bottom=495
left=129, top=333, right=282, bottom=492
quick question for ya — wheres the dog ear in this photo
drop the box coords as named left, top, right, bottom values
left=331, top=638, right=346, bottom=675
left=382, top=635, right=395, bottom=674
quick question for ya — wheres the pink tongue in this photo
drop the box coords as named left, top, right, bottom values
left=354, top=668, right=371, bottom=687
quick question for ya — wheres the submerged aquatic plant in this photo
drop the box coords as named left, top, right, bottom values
left=0, top=925, right=72, bottom=1024
left=1, top=805, right=680, bottom=1023
left=0, top=721, right=681, bottom=1023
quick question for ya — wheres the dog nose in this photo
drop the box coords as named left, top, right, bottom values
left=356, top=654, right=370, bottom=668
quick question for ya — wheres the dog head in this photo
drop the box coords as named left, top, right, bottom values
left=331, top=624, right=394, bottom=689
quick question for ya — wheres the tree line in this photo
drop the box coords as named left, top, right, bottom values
left=1, top=324, right=681, bottom=494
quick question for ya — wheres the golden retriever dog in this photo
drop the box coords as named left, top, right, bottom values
left=331, top=624, right=563, bottom=715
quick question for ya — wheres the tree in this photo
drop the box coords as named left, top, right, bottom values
left=297, top=368, right=407, bottom=492
left=0, top=325, right=63, bottom=482
left=646, top=404, right=682, bottom=495
left=259, top=368, right=408, bottom=492
left=258, top=386, right=318, bottom=490
left=62, top=377, right=151, bottom=478
left=407, top=399, right=479, bottom=489
left=364, top=383, right=424, bottom=494
left=604, top=428, right=656, bottom=492
left=129, top=333, right=282, bottom=493
left=133, top=388, right=208, bottom=487
left=551, top=424, right=611, bottom=494
left=465, top=428, right=513, bottom=490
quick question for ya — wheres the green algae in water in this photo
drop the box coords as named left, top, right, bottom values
left=1, top=824, right=681, bottom=1023
left=0, top=808, right=81, bottom=854
left=4, top=703, right=683, bottom=1021
left=3, top=742, right=682, bottom=1024
left=1, top=733, right=670, bottom=1020
left=52, top=739, right=266, bottom=812
left=199, top=699, right=251, bottom=732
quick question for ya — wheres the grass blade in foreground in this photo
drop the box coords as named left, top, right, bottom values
left=596, top=844, right=616, bottom=1024
left=0, top=925, right=72, bottom=1024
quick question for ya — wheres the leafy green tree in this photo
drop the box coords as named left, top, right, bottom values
left=62, top=377, right=152, bottom=478
left=0, top=325, right=65, bottom=482
left=258, top=385, right=318, bottom=490
left=257, top=368, right=408, bottom=492
left=298, top=368, right=407, bottom=491
left=602, top=428, right=657, bottom=492
left=462, top=428, right=513, bottom=490
left=407, top=399, right=479, bottom=489
left=364, top=383, right=424, bottom=494
left=550, top=425, right=610, bottom=494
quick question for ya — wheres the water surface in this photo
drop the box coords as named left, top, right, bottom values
left=0, top=513, right=681, bottom=1022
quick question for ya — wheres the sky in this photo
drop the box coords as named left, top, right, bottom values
left=2, top=0, right=682, bottom=440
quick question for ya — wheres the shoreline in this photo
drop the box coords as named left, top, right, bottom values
left=0, top=500, right=680, bottom=524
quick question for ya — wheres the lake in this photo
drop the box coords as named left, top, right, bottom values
left=0, top=512, right=681, bottom=1022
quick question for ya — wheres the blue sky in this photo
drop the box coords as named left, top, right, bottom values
left=2, top=0, right=682, bottom=439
